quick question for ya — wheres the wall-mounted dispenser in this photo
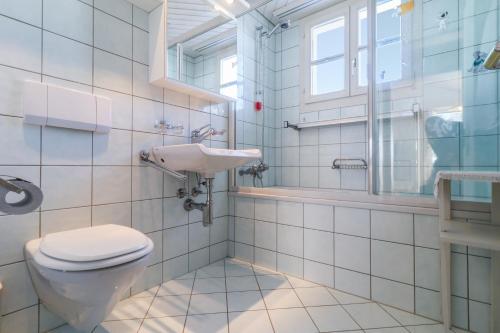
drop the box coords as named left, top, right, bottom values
left=23, top=80, right=112, bottom=133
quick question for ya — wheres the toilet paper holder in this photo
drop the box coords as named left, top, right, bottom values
left=0, top=176, right=44, bottom=215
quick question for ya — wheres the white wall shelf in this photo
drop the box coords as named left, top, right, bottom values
left=284, top=115, right=367, bottom=130
left=150, top=77, right=236, bottom=104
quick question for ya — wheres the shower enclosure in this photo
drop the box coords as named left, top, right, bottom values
left=235, top=0, right=500, bottom=200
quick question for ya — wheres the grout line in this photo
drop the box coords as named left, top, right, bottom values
left=252, top=261, right=277, bottom=333
left=182, top=270, right=197, bottom=332
left=283, top=274, right=320, bottom=332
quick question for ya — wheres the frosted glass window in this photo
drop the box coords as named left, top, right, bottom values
left=220, top=55, right=237, bottom=85
left=376, top=0, right=403, bottom=83
left=312, top=57, right=345, bottom=95
left=312, top=17, right=345, bottom=60
left=357, top=7, right=368, bottom=87
left=310, top=15, right=346, bottom=96
left=220, top=54, right=237, bottom=98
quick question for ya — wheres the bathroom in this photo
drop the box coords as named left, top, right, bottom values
left=0, top=0, right=498, bottom=332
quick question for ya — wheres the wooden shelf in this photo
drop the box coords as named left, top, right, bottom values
left=440, top=220, right=500, bottom=251
left=284, top=116, right=367, bottom=130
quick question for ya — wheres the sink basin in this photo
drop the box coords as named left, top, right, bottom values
left=151, top=144, right=261, bottom=178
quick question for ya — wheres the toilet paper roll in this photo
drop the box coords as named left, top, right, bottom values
left=0, top=179, right=43, bottom=215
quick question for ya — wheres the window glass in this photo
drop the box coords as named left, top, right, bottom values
left=220, top=54, right=237, bottom=98
left=376, top=0, right=403, bottom=83
left=358, top=7, right=368, bottom=47
left=220, top=55, right=237, bottom=85
left=311, top=17, right=345, bottom=61
left=312, top=57, right=345, bottom=95
left=358, top=48, right=368, bottom=86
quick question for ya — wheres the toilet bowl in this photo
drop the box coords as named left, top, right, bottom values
left=24, top=224, right=154, bottom=331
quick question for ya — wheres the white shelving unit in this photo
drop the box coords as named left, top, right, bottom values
left=436, top=171, right=500, bottom=333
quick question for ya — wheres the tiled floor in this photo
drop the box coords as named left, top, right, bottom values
left=50, top=258, right=470, bottom=333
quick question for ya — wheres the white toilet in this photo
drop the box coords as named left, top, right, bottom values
left=24, top=224, right=154, bottom=331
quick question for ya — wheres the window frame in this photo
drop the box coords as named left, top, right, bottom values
left=303, top=4, right=351, bottom=103
left=350, top=0, right=368, bottom=95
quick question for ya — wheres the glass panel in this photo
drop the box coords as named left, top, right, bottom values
left=376, top=42, right=402, bottom=83
left=311, top=17, right=345, bottom=61
left=373, top=0, right=500, bottom=201
left=220, top=55, right=237, bottom=85
left=311, top=57, right=344, bottom=95
left=358, top=48, right=368, bottom=87
left=358, top=7, right=368, bottom=47
left=376, top=0, right=401, bottom=41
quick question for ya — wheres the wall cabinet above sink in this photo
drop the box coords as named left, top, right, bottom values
left=146, top=0, right=238, bottom=103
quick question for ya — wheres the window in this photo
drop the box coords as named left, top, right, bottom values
left=303, top=0, right=412, bottom=103
left=305, top=6, right=350, bottom=102
left=219, top=54, right=237, bottom=98
left=311, top=17, right=346, bottom=95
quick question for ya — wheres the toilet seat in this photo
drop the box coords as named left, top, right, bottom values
left=28, top=224, right=154, bottom=272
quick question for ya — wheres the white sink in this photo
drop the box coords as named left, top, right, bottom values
left=151, top=144, right=261, bottom=178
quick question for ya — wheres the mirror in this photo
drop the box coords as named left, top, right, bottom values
left=167, top=20, right=238, bottom=99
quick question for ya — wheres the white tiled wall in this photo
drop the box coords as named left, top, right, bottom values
left=0, top=1, right=229, bottom=331
left=236, top=9, right=369, bottom=191
left=229, top=196, right=493, bottom=332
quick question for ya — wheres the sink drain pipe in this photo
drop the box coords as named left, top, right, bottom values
left=183, top=178, right=213, bottom=226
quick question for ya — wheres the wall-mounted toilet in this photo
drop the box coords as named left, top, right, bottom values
left=24, top=224, right=154, bottom=331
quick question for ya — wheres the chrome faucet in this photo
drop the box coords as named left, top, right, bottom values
left=191, top=124, right=225, bottom=144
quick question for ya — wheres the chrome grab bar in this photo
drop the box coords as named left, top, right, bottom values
left=139, top=151, right=188, bottom=182
left=332, top=158, right=368, bottom=170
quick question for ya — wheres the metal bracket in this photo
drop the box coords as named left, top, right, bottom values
left=283, top=121, right=301, bottom=131
left=139, top=150, right=188, bottom=182
left=0, top=177, right=23, bottom=193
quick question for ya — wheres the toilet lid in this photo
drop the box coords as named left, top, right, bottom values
left=39, top=224, right=150, bottom=262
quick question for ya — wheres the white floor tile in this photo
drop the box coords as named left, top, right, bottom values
left=132, top=286, right=159, bottom=298
left=176, top=272, right=196, bottom=280
left=139, top=316, right=185, bottom=333
left=294, top=287, right=338, bottom=306
left=405, top=324, right=455, bottom=333
left=226, top=276, right=259, bottom=292
left=287, top=275, right=319, bottom=288
left=365, top=328, right=408, bottom=333
left=262, top=289, right=303, bottom=309
left=343, top=303, right=400, bottom=329
left=253, top=265, right=279, bottom=275
left=381, top=305, right=437, bottom=326
left=328, top=288, right=370, bottom=304
left=227, top=291, right=266, bottom=312
left=257, top=274, right=292, bottom=290
left=307, top=305, right=361, bottom=332
left=157, top=279, right=194, bottom=296
left=192, top=277, right=226, bottom=294
left=268, top=308, right=318, bottom=333
left=228, top=310, right=274, bottom=333
left=94, top=320, right=142, bottom=333
left=184, top=313, right=228, bottom=333
left=225, top=262, right=254, bottom=276
left=146, top=295, right=190, bottom=318
left=196, top=263, right=226, bottom=278
left=188, top=293, right=227, bottom=315
left=105, top=297, right=153, bottom=320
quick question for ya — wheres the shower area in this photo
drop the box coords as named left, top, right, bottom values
left=235, top=0, right=500, bottom=200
